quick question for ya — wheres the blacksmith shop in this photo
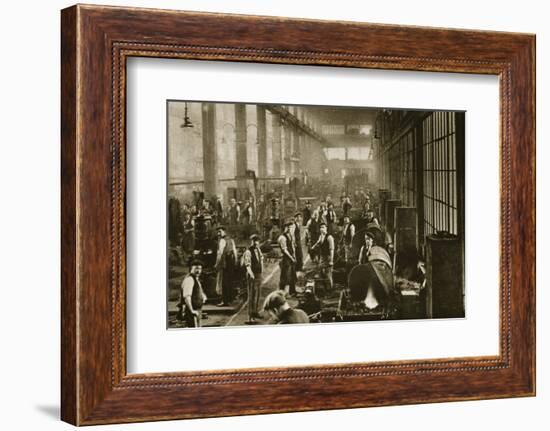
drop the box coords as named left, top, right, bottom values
left=167, top=101, right=465, bottom=328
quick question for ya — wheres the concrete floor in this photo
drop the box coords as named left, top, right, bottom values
left=168, top=241, right=308, bottom=329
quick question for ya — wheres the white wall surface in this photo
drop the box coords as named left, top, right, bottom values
left=0, top=0, right=547, bottom=429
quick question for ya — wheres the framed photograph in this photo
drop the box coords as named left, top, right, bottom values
left=61, top=4, right=536, bottom=425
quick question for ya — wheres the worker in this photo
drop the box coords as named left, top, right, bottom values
left=340, top=215, right=356, bottom=263
left=214, top=196, right=224, bottom=223
left=215, top=226, right=238, bottom=306
left=325, top=202, right=337, bottom=235
left=227, top=198, right=240, bottom=225
left=306, top=210, right=321, bottom=263
left=311, top=222, right=335, bottom=290
left=342, top=195, right=352, bottom=218
left=180, top=212, right=195, bottom=258
left=293, top=212, right=304, bottom=271
left=242, top=234, right=264, bottom=324
left=319, top=202, right=328, bottom=224
left=302, top=201, right=312, bottom=225
left=348, top=245, right=396, bottom=314
left=241, top=197, right=255, bottom=239
left=362, top=208, right=380, bottom=226
left=201, top=199, right=213, bottom=216
left=358, top=231, right=375, bottom=264
left=263, top=290, right=309, bottom=324
left=242, top=197, right=254, bottom=225
left=179, top=260, right=207, bottom=328
left=278, top=219, right=297, bottom=296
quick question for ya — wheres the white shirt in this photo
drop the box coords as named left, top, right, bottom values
left=181, top=275, right=206, bottom=302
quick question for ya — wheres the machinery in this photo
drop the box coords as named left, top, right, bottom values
left=265, top=197, right=282, bottom=243
left=298, top=219, right=401, bottom=323
left=337, top=247, right=400, bottom=321
left=187, top=214, right=218, bottom=299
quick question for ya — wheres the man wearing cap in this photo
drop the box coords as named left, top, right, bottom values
left=310, top=222, right=335, bottom=290
left=242, top=234, right=264, bottom=323
left=227, top=198, right=240, bottom=225
left=302, top=201, right=312, bottom=226
left=351, top=243, right=396, bottom=313
left=263, top=291, right=309, bottom=324
left=362, top=208, right=380, bottom=226
left=201, top=199, right=213, bottom=217
left=342, top=195, right=352, bottom=218
left=215, top=226, right=238, bottom=306
left=358, top=230, right=376, bottom=264
left=318, top=202, right=328, bottom=224
left=325, top=202, right=337, bottom=235
left=242, top=197, right=254, bottom=225
left=340, top=215, right=356, bottom=264
left=179, top=260, right=207, bottom=328
left=305, top=209, right=321, bottom=263
left=214, top=196, right=224, bottom=223
left=293, top=213, right=304, bottom=272
left=278, top=220, right=297, bottom=296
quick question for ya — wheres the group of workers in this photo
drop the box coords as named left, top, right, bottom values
left=175, top=195, right=258, bottom=258
left=179, top=229, right=308, bottom=327
left=177, top=187, right=388, bottom=328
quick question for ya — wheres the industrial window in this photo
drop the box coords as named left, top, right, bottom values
left=345, top=124, right=372, bottom=136
left=323, top=147, right=346, bottom=160
left=359, top=125, right=372, bottom=135
left=388, top=130, right=415, bottom=207
left=320, top=124, right=372, bottom=136
left=422, top=111, right=458, bottom=236
left=346, top=146, right=370, bottom=160
left=321, top=125, right=345, bottom=135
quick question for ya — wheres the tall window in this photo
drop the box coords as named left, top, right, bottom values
left=347, top=147, right=371, bottom=160
left=389, top=131, right=415, bottom=206
left=422, top=111, right=458, bottom=236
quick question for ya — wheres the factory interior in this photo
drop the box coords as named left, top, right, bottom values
left=167, top=101, right=465, bottom=328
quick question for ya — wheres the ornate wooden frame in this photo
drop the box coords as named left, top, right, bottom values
left=61, top=4, right=536, bottom=425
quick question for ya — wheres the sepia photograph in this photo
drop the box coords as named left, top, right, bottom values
left=167, top=101, right=465, bottom=329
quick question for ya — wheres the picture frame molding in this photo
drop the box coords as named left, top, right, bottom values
left=61, top=4, right=535, bottom=425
